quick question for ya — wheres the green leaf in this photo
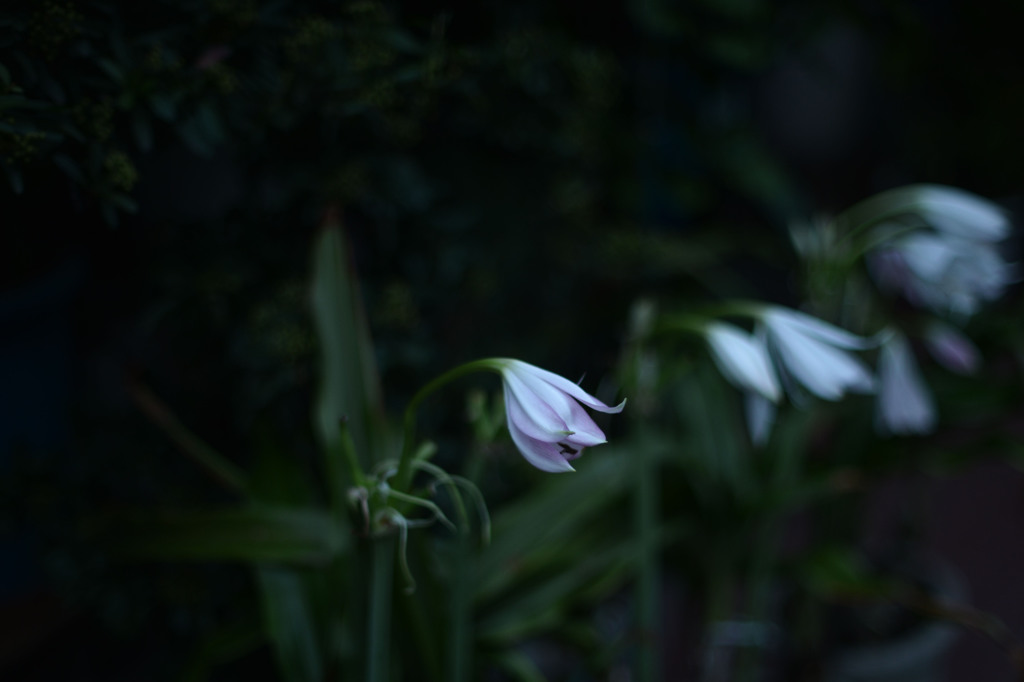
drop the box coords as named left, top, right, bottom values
left=475, top=450, right=632, bottom=601
left=310, top=214, right=385, bottom=470
left=257, top=566, right=324, bottom=682
left=494, top=651, right=547, bottom=682
left=96, top=58, right=124, bottom=82
left=128, top=381, right=247, bottom=493
left=177, top=620, right=265, bottom=682
left=52, top=154, right=84, bottom=183
left=476, top=539, right=632, bottom=642
left=798, top=546, right=886, bottom=599
left=677, top=364, right=753, bottom=501
left=108, top=507, right=349, bottom=564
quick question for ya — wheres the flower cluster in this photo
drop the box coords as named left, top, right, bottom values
left=867, top=185, right=1014, bottom=318
left=704, top=306, right=875, bottom=444
left=865, top=185, right=1012, bottom=434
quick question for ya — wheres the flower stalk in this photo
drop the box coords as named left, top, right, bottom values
left=367, top=536, right=395, bottom=682
left=396, top=359, right=497, bottom=493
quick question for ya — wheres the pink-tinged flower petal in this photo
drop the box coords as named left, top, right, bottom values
left=924, top=322, right=980, bottom=375
left=503, top=378, right=607, bottom=447
left=867, top=246, right=910, bottom=293
left=505, top=409, right=578, bottom=473
left=501, top=371, right=571, bottom=438
left=509, top=361, right=626, bottom=414
left=494, top=359, right=624, bottom=473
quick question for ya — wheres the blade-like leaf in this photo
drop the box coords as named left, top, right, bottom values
left=310, top=210, right=385, bottom=473
left=177, top=619, right=264, bottom=682
left=475, top=450, right=632, bottom=600
left=108, top=507, right=348, bottom=564
left=257, top=566, right=324, bottom=682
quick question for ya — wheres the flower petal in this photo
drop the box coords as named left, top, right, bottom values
left=876, top=334, right=936, bottom=436
left=763, top=307, right=875, bottom=350
left=493, top=358, right=624, bottom=472
left=913, top=185, right=1010, bottom=242
left=898, top=233, right=960, bottom=284
left=502, top=368, right=607, bottom=445
left=502, top=371, right=572, bottom=438
left=507, top=360, right=626, bottom=414
left=744, top=391, right=777, bottom=447
left=706, top=322, right=781, bottom=402
left=766, top=318, right=875, bottom=400
left=505, top=414, right=577, bottom=473
left=924, top=322, right=980, bottom=375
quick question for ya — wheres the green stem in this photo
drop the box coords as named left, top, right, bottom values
left=449, top=516, right=472, bottom=682
left=395, top=359, right=499, bottom=493
left=403, top=540, right=444, bottom=682
left=736, top=521, right=778, bottom=682
left=844, top=221, right=921, bottom=262
left=635, top=437, right=661, bottom=682
left=367, top=537, right=395, bottom=682
left=325, top=418, right=366, bottom=524
left=835, top=185, right=936, bottom=245
left=339, top=418, right=367, bottom=487
left=128, top=381, right=247, bottom=494
left=702, top=561, right=735, bottom=682
left=449, top=441, right=490, bottom=682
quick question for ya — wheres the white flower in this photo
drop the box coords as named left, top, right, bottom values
left=759, top=307, right=875, bottom=401
left=494, top=359, right=625, bottom=473
left=705, top=322, right=781, bottom=402
left=702, top=308, right=875, bottom=446
left=867, top=185, right=1014, bottom=317
left=871, top=232, right=1013, bottom=317
left=876, top=333, right=936, bottom=436
left=910, top=185, right=1010, bottom=242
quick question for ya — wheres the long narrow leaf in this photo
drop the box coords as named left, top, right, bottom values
left=257, top=566, right=324, bottom=682
left=108, top=507, right=348, bottom=564
left=310, top=210, right=386, bottom=474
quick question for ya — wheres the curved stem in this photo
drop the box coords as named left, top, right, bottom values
left=394, top=359, right=499, bottom=493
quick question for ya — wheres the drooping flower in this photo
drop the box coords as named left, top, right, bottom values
left=869, top=232, right=1013, bottom=317
left=910, top=185, right=1010, bottom=242
left=876, top=333, right=936, bottom=436
left=867, top=185, right=1014, bottom=318
left=759, top=307, right=876, bottom=401
left=923, top=321, right=981, bottom=376
left=493, top=359, right=625, bottom=473
left=699, top=307, right=875, bottom=446
left=705, top=321, right=781, bottom=403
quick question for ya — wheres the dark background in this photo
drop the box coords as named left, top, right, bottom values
left=2, top=0, right=1023, bottom=679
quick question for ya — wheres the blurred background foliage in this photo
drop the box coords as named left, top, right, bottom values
left=2, top=0, right=1024, bottom=680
